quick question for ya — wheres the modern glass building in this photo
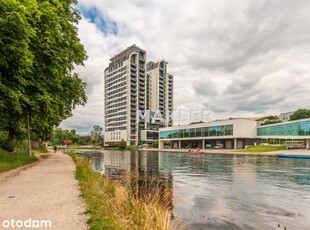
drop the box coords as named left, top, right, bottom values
left=160, top=125, right=233, bottom=139
left=257, top=119, right=310, bottom=136
left=159, top=119, right=258, bottom=149
left=257, top=118, right=310, bottom=148
left=159, top=118, right=310, bottom=149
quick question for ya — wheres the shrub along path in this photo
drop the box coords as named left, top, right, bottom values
left=0, top=151, right=87, bottom=229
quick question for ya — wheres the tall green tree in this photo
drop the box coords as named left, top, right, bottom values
left=290, top=109, right=310, bottom=121
left=0, top=0, right=87, bottom=151
left=90, top=125, right=103, bottom=145
left=0, top=0, right=36, bottom=151
left=51, top=128, right=84, bottom=145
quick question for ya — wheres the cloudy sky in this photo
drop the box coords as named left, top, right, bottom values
left=60, top=0, right=310, bottom=134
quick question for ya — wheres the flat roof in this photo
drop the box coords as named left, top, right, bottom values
left=109, top=44, right=146, bottom=61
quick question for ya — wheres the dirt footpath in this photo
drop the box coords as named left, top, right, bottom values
left=0, top=151, right=88, bottom=230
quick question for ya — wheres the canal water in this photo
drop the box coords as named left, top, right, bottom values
left=80, top=150, right=310, bottom=230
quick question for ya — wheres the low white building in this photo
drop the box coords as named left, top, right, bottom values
left=159, top=118, right=259, bottom=149
left=159, top=118, right=310, bottom=149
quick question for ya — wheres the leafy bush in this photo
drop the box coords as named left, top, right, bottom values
left=119, top=139, right=126, bottom=151
left=152, top=141, right=159, bottom=148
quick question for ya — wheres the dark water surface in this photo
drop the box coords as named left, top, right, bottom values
left=80, top=150, right=310, bottom=230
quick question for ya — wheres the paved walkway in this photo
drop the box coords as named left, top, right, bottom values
left=0, top=151, right=88, bottom=230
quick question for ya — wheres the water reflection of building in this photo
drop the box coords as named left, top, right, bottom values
left=232, top=156, right=257, bottom=184
left=100, top=151, right=174, bottom=211
left=83, top=151, right=105, bottom=173
left=102, top=151, right=131, bottom=185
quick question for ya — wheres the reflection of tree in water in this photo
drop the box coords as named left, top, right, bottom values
left=87, top=151, right=174, bottom=217
left=128, top=152, right=174, bottom=216
left=82, top=151, right=105, bottom=173
left=91, top=157, right=104, bottom=172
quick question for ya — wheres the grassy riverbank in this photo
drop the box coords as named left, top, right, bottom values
left=70, top=153, right=171, bottom=230
left=0, top=149, right=38, bottom=173
left=235, top=145, right=286, bottom=153
left=104, top=146, right=138, bottom=151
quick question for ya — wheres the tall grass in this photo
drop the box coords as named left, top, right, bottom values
left=70, top=153, right=172, bottom=230
left=0, top=149, right=37, bottom=173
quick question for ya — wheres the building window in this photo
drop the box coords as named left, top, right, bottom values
left=224, top=125, right=233, bottom=136
left=196, top=128, right=202, bottom=137
left=257, top=120, right=310, bottom=136
left=184, top=129, right=189, bottom=138
left=189, top=128, right=195, bottom=137
left=160, top=124, right=234, bottom=139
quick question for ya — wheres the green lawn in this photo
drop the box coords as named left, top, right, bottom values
left=103, top=146, right=138, bottom=151
left=235, top=145, right=286, bottom=153
left=32, top=147, right=48, bottom=154
left=0, top=149, right=38, bottom=173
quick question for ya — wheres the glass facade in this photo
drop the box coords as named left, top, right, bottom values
left=160, top=125, right=233, bottom=139
left=257, top=120, right=310, bottom=136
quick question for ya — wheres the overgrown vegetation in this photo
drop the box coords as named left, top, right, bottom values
left=127, top=145, right=138, bottom=151
left=256, top=108, right=310, bottom=126
left=67, top=145, right=102, bottom=150
left=119, top=139, right=127, bottom=151
left=32, top=147, right=48, bottom=154
left=0, top=0, right=87, bottom=152
left=235, top=145, right=286, bottom=153
left=51, top=128, right=86, bottom=145
left=104, top=145, right=142, bottom=151
left=290, top=108, right=310, bottom=121
left=103, top=146, right=119, bottom=151
left=39, top=154, right=49, bottom=159
left=257, top=116, right=281, bottom=126
left=0, top=149, right=37, bottom=173
left=50, top=125, right=104, bottom=147
left=70, top=153, right=171, bottom=230
left=90, top=125, right=104, bottom=146
left=152, top=140, right=159, bottom=148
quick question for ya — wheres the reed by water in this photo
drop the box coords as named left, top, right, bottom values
left=70, top=153, right=173, bottom=230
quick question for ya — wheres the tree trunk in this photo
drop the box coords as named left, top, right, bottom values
left=27, top=113, right=31, bottom=156
left=6, top=127, right=15, bottom=152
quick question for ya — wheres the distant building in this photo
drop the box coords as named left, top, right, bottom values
left=104, top=45, right=147, bottom=146
left=159, top=118, right=310, bottom=149
left=279, top=111, right=294, bottom=122
left=104, top=45, right=174, bottom=146
left=146, top=60, right=173, bottom=126
left=159, top=118, right=259, bottom=149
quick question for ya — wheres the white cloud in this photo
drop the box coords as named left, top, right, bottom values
left=61, top=0, right=310, bottom=134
